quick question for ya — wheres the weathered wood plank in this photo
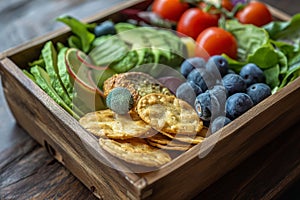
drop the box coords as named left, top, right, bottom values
left=0, top=142, right=96, bottom=200
left=0, top=0, right=125, bottom=52
left=198, top=122, right=300, bottom=199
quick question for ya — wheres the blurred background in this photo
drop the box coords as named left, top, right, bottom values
left=0, top=0, right=125, bottom=52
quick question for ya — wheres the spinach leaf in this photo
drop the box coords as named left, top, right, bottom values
left=279, top=61, right=300, bottom=89
left=247, top=45, right=278, bottom=69
left=57, top=16, right=95, bottom=53
left=225, top=20, right=269, bottom=61
left=264, top=13, right=300, bottom=41
left=264, top=65, right=280, bottom=90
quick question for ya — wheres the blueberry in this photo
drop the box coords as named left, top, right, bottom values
left=246, top=83, right=271, bottom=105
left=106, top=87, right=134, bottom=114
left=226, top=93, right=254, bottom=120
left=210, top=116, right=232, bottom=134
left=210, top=85, right=227, bottom=100
left=222, top=74, right=247, bottom=96
left=94, top=20, right=116, bottom=37
left=240, top=63, right=265, bottom=86
left=176, top=81, right=202, bottom=106
left=187, top=68, right=215, bottom=92
left=194, top=91, right=220, bottom=122
left=206, top=55, right=229, bottom=77
left=180, top=57, right=206, bottom=78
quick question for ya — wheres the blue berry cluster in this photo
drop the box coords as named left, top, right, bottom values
left=176, top=55, right=271, bottom=134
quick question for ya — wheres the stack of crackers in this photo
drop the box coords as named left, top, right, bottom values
left=79, top=72, right=207, bottom=168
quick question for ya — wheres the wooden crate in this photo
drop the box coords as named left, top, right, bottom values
left=0, top=1, right=299, bottom=199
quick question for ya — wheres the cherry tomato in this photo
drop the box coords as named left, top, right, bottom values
left=236, top=1, right=272, bottom=27
left=195, top=27, right=237, bottom=59
left=177, top=8, right=219, bottom=40
left=152, top=0, right=189, bottom=22
left=221, top=0, right=234, bottom=11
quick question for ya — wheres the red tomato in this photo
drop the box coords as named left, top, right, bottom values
left=236, top=1, right=272, bottom=27
left=177, top=8, right=219, bottom=40
left=195, top=27, right=237, bottom=59
left=152, top=0, right=189, bottom=22
left=221, top=0, right=234, bottom=11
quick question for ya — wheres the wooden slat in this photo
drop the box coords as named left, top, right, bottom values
left=0, top=0, right=299, bottom=199
left=0, top=57, right=146, bottom=199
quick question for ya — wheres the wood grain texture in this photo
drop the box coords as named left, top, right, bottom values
left=0, top=0, right=300, bottom=199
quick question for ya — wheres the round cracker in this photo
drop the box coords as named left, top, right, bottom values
left=147, top=140, right=192, bottom=151
left=137, top=93, right=203, bottom=134
left=99, top=138, right=171, bottom=167
left=103, top=72, right=171, bottom=104
left=160, top=127, right=208, bottom=144
left=79, top=109, right=154, bottom=139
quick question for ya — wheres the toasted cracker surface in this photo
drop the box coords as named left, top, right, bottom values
left=160, top=127, right=208, bottom=144
left=79, top=109, right=154, bottom=139
left=147, top=140, right=192, bottom=151
left=99, top=138, right=171, bottom=167
left=137, top=93, right=203, bottom=134
left=103, top=72, right=172, bottom=105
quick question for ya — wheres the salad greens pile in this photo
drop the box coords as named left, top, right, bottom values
left=23, top=15, right=186, bottom=119
left=224, top=14, right=300, bottom=93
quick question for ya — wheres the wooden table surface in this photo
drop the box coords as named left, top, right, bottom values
left=0, top=0, right=299, bottom=199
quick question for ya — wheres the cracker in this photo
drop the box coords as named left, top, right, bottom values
left=147, top=140, right=192, bottom=151
left=79, top=109, right=154, bottom=139
left=160, top=127, right=208, bottom=144
left=137, top=93, right=203, bottom=134
left=147, top=133, right=193, bottom=151
left=99, top=138, right=171, bottom=167
left=103, top=72, right=172, bottom=106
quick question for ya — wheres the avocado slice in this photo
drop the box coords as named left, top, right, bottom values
left=89, top=35, right=129, bottom=67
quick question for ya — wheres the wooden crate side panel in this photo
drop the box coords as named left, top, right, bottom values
left=0, top=58, right=147, bottom=199
left=141, top=77, right=300, bottom=199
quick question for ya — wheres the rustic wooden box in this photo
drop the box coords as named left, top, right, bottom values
left=0, top=1, right=299, bottom=199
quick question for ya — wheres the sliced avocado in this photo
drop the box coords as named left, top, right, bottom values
left=42, top=41, right=72, bottom=106
left=89, top=35, right=129, bottom=66
left=30, top=65, right=80, bottom=120
left=115, top=22, right=137, bottom=33
left=109, top=50, right=138, bottom=73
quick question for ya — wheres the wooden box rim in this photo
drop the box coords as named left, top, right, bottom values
left=0, top=0, right=298, bottom=199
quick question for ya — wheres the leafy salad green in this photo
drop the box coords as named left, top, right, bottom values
left=224, top=14, right=300, bottom=93
left=23, top=15, right=185, bottom=118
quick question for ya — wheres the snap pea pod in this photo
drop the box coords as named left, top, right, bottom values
left=57, top=47, right=74, bottom=99
left=28, top=58, right=45, bottom=68
left=42, top=41, right=72, bottom=106
left=30, top=65, right=80, bottom=120
left=23, top=69, right=36, bottom=82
